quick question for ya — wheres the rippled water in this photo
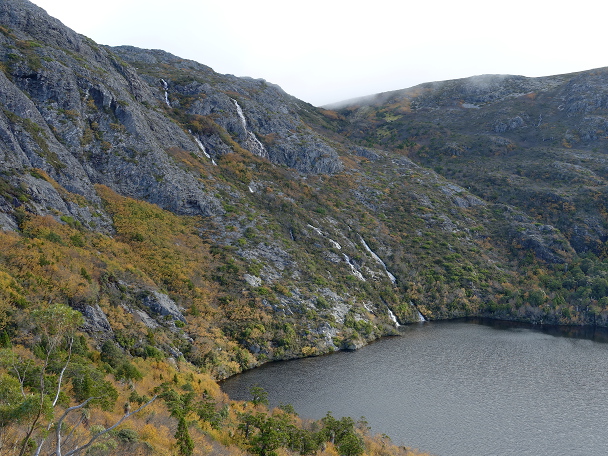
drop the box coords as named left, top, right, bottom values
left=221, top=320, right=608, bottom=456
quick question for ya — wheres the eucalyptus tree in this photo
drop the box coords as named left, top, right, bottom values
left=0, top=303, right=155, bottom=456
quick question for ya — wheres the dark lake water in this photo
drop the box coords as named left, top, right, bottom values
left=221, top=320, right=608, bottom=456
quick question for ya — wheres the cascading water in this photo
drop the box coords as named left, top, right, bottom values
left=328, top=239, right=342, bottom=250
left=231, top=98, right=268, bottom=158
left=360, top=236, right=426, bottom=322
left=190, top=131, right=217, bottom=166
left=193, top=136, right=211, bottom=159
left=307, top=224, right=342, bottom=249
left=307, top=224, right=324, bottom=237
left=387, top=308, right=401, bottom=327
left=343, top=254, right=366, bottom=281
left=360, top=237, right=396, bottom=284
left=160, top=79, right=171, bottom=108
left=417, top=306, right=426, bottom=322
left=306, top=226, right=423, bottom=320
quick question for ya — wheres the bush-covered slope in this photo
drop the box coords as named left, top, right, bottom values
left=2, top=0, right=608, bottom=453
left=330, top=71, right=608, bottom=325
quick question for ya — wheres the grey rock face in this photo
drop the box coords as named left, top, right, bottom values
left=140, top=290, right=186, bottom=323
left=0, top=0, right=226, bottom=228
left=0, top=0, right=86, bottom=53
left=133, top=309, right=160, bottom=329
left=78, top=303, right=113, bottom=334
left=341, top=338, right=365, bottom=351
left=505, top=209, right=573, bottom=264
left=111, top=46, right=344, bottom=175
left=0, top=0, right=345, bottom=236
left=243, top=274, right=262, bottom=287
left=493, top=115, right=525, bottom=133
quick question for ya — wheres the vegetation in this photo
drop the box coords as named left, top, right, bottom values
left=5, top=8, right=608, bottom=454
left=0, top=184, right=429, bottom=454
left=0, top=304, right=430, bottom=455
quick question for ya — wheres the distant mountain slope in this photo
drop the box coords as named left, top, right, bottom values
left=331, top=70, right=608, bottom=255
left=1, top=0, right=608, bottom=396
left=110, top=46, right=344, bottom=174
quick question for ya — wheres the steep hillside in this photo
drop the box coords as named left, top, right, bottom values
left=3, top=0, right=608, bottom=453
left=1, top=0, right=608, bottom=374
left=329, top=71, right=608, bottom=323
left=331, top=71, right=608, bottom=255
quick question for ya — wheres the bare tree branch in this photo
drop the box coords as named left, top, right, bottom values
left=52, top=337, right=73, bottom=408
left=34, top=398, right=98, bottom=456
left=60, top=409, right=87, bottom=450
left=32, top=338, right=76, bottom=456
left=58, top=395, right=157, bottom=456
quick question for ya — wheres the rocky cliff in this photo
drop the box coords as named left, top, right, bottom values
left=0, top=0, right=343, bottom=233
left=2, top=0, right=608, bottom=380
left=0, top=0, right=404, bottom=377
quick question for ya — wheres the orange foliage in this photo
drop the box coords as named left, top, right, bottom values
left=319, top=109, right=341, bottom=120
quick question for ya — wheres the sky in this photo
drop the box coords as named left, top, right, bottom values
left=30, top=0, right=608, bottom=107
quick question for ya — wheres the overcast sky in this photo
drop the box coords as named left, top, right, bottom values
left=31, top=0, right=608, bottom=107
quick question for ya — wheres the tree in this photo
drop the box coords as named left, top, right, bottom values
left=249, top=385, right=269, bottom=407
left=158, top=386, right=196, bottom=456
left=336, top=432, right=365, bottom=456
left=51, top=395, right=156, bottom=456
left=195, top=391, right=228, bottom=430
left=18, top=304, right=83, bottom=456
left=174, top=416, right=194, bottom=456
left=0, top=303, right=155, bottom=456
left=320, top=412, right=365, bottom=456
left=238, top=411, right=295, bottom=456
left=249, top=413, right=291, bottom=456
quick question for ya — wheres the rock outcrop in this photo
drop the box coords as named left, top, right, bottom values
left=0, top=0, right=342, bottom=234
left=111, top=46, right=343, bottom=174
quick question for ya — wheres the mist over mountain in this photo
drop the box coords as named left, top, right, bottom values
left=3, top=0, right=608, bottom=453
left=332, top=69, right=608, bottom=254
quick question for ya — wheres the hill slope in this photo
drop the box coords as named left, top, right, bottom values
left=1, top=0, right=608, bottom=374
left=332, top=71, right=608, bottom=255
left=3, top=0, right=608, bottom=454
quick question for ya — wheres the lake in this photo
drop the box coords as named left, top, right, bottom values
left=221, top=319, right=608, bottom=456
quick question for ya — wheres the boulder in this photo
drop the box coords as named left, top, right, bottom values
left=140, top=291, right=186, bottom=322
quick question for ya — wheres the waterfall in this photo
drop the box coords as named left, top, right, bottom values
left=360, top=237, right=396, bottom=284
left=408, top=301, right=426, bottom=322
left=189, top=131, right=217, bottom=166
left=387, top=308, right=401, bottom=327
left=193, top=135, right=211, bottom=159
left=328, top=239, right=342, bottom=250
left=359, top=236, right=424, bottom=322
left=343, top=254, right=365, bottom=281
left=233, top=98, right=248, bottom=128
left=307, top=224, right=324, bottom=237
left=160, top=79, right=171, bottom=108
left=231, top=98, right=268, bottom=158
left=307, top=224, right=342, bottom=249
left=415, top=305, right=426, bottom=322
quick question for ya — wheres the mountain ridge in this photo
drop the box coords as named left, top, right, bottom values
left=2, top=0, right=608, bottom=373
left=3, top=1, right=608, bottom=454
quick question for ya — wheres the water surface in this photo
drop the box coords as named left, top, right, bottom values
left=221, top=320, right=608, bottom=456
